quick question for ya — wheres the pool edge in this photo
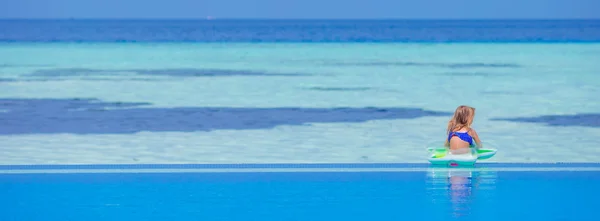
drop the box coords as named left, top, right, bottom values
left=1, top=162, right=600, bottom=173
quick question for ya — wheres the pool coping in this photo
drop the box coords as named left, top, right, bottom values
left=1, top=163, right=600, bottom=173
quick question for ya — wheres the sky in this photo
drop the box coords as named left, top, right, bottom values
left=0, top=0, right=598, bottom=19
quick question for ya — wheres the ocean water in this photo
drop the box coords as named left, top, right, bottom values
left=1, top=20, right=600, bottom=164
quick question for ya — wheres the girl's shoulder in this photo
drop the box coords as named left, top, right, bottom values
left=454, top=127, right=471, bottom=133
left=467, top=127, right=478, bottom=135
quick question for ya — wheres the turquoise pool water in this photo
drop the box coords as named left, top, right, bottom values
left=1, top=163, right=598, bottom=221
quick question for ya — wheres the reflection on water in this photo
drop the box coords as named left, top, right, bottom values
left=427, top=167, right=498, bottom=218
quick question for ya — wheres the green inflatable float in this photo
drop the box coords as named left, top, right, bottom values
left=426, top=143, right=497, bottom=166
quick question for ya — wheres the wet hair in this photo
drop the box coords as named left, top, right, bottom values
left=447, top=105, right=476, bottom=134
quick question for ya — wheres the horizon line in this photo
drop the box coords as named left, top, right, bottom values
left=1, top=17, right=599, bottom=21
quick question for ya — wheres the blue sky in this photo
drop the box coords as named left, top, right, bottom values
left=0, top=0, right=598, bottom=19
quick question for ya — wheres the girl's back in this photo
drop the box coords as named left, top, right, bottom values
left=445, top=106, right=482, bottom=154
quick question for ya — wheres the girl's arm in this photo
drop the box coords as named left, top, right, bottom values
left=469, top=129, right=483, bottom=148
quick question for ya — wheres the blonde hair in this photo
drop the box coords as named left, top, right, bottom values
left=447, top=105, right=476, bottom=134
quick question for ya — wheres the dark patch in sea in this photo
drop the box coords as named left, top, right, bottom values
left=27, top=68, right=120, bottom=77
left=306, top=87, right=373, bottom=91
left=1, top=77, right=178, bottom=82
left=440, top=72, right=500, bottom=77
left=25, top=68, right=312, bottom=79
left=131, top=68, right=310, bottom=77
left=0, top=78, right=17, bottom=82
left=0, top=98, right=452, bottom=135
left=491, top=113, right=600, bottom=127
left=324, top=61, right=521, bottom=69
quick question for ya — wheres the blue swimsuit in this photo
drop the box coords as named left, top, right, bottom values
left=447, top=131, right=474, bottom=146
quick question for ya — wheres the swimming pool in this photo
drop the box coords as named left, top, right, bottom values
left=1, top=163, right=598, bottom=221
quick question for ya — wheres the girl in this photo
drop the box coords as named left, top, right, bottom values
left=444, top=105, right=482, bottom=154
